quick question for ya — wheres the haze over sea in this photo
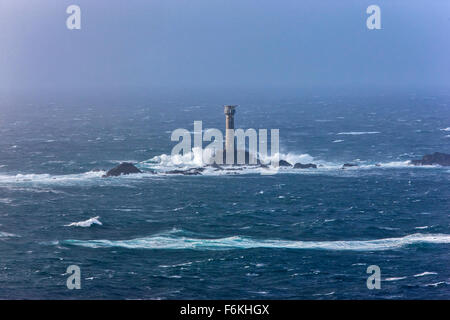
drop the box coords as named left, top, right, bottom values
left=0, top=88, right=449, bottom=299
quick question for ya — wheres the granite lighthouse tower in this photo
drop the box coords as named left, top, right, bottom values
left=224, top=105, right=237, bottom=154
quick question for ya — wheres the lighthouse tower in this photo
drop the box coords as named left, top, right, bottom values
left=224, top=105, right=237, bottom=154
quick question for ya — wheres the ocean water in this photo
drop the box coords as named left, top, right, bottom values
left=0, top=89, right=449, bottom=299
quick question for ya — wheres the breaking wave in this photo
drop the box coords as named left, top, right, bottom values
left=142, top=147, right=207, bottom=169
left=60, top=231, right=450, bottom=251
left=0, top=170, right=156, bottom=186
left=414, top=272, right=437, bottom=277
left=0, top=170, right=106, bottom=185
left=0, top=151, right=443, bottom=185
left=65, top=216, right=102, bottom=227
left=336, top=131, right=380, bottom=135
left=140, top=149, right=422, bottom=176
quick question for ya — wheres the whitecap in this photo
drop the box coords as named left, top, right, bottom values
left=337, top=131, right=380, bottom=135
left=385, top=276, right=407, bottom=281
left=440, top=127, right=450, bottom=132
left=312, top=291, right=335, bottom=296
left=65, top=216, right=102, bottom=228
left=0, top=231, right=19, bottom=238
left=414, top=272, right=437, bottom=277
left=425, top=281, right=448, bottom=287
left=315, top=119, right=333, bottom=122
left=0, top=170, right=105, bottom=185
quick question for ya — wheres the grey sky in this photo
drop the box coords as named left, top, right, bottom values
left=0, top=0, right=449, bottom=93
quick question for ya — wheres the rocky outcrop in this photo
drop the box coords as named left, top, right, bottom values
left=411, top=152, right=450, bottom=166
left=342, top=163, right=358, bottom=169
left=293, top=163, right=317, bottom=169
left=103, top=162, right=142, bottom=177
left=279, top=160, right=292, bottom=167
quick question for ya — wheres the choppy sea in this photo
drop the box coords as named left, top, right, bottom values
left=0, top=89, right=449, bottom=299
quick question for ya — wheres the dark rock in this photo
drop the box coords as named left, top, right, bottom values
left=103, top=162, right=142, bottom=177
left=411, top=152, right=450, bottom=166
left=342, top=163, right=358, bottom=169
left=279, top=160, right=292, bottom=167
left=293, top=163, right=317, bottom=169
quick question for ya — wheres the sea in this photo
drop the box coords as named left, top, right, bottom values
left=0, top=88, right=449, bottom=299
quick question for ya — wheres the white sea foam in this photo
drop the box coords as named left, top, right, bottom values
left=65, top=216, right=102, bottom=227
left=440, top=127, right=450, bottom=132
left=384, top=276, right=407, bottom=281
left=425, top=281, right=449, bottom=287
left=0, top=231, right=19, bottom=238
left=0, top=170, right=105, bottom=185
left=414, top=272, right=437, bottom=277
left=312, top=291, right=335, bottom=296
left=374, top=161, right=411, bottom=168
left=142, top=150, right=337, bottom=176
left=61, top=232, right=450, bottom=251
left=139, top=148, right=444, bottom=177
left=337, top=131, right=380, bottom=135
left=143, top=147, right=206, bottom=169
left=0, top=169, right=157, bottom=186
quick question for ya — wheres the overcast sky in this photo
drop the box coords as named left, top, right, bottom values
left=0, top=0, right=449, bottom=93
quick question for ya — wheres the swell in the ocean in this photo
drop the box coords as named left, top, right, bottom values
left=60, top=230, right=450, bottom=251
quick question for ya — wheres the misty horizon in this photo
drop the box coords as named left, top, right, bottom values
left=1, top=0, right=449, bottom=95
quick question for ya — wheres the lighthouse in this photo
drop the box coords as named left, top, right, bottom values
left=224, top=105, right=237, bottom=155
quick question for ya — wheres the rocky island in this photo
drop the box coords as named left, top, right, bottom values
left=410, top=152, right=450, bottom=166
left=103, top=162, right=142, bottom=177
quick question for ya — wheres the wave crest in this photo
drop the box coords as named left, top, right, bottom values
left=61, top=232, right=450, bottom=251
left=65, top=216, right=102, bottom=228
left=337, top=131, right=380, bottom=135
